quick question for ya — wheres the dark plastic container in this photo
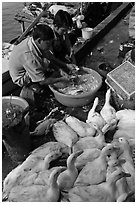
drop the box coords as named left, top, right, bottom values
left=2, top=96, right=31, bottom=164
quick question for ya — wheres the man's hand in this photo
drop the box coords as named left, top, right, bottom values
left=66, top=63, right=79, bottom=74
left=59, top=76, right=71, bottom=83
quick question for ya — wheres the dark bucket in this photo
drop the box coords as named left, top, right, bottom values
left=2, top=96, right=32, bottom=164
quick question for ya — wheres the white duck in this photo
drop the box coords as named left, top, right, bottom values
left=114, top=109, right=135, bottom=141
left=68, top=168, right=131, bottom=202
left=116, top=109, right=135, bottom=123
left=23, top=151, right=62, bottom=174
left=75, top=148, right=101, bottom=170
left=2, top=151, right=62, bottom=198
left=5, top=167, right=66, bottom=202
left=2, top=142, right=69, bottom=199
left=53, top=120, right=78, bottom=154
left=114, top=137, right=135, bottom=193
left=33, top=166, right=63, bottom=186
left=117, top=191, right=135, bottom=202
left=30, top=141, right=69, bottom=158
left=75, top=143, right=119, bottom=186
left=73, top=123, right=106, bottom=152
left=115, top=137, right=134, bottom=166
left=100, top=88, right=118, bottom=128
left=57, top=150, right=83, bottom=190
left=65, top=115, right=96, bottom=137
left=106, top=158, right=131, bottom=201
left=86, top=97, right=106, bottom=130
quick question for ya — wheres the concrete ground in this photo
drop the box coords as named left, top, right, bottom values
left=83, top=10, right=130, bottom=70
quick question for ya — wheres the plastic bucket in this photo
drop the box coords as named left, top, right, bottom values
left=2, top=96, right=31, bottom=164
left=49, top=67, right=102, bottom=107
left=82, top=27, right=93, bottom=40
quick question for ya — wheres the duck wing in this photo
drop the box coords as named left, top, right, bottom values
left=65, top=116, right=96, bottom=137
left=7, top=184, right=49, bottom=202
left=3, top=142, right=68, bottom=198
left=75, top=148, right=101, bottom=170
left=75, top=160, right=106, bottom=185
left=73, top=136, right=103, bottom=152
left=68, top=185, right=112, bottom=202
left=53, top=120, right=78, bottom=148
left=31, top=141, right=69, bottom=157
left=116, top=109, right=135, bottom=122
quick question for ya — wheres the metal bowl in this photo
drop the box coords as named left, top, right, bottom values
left=49, top=67, right=102, bottom=107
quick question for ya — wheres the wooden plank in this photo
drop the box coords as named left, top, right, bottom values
left=14, top=4, right=48, bottom=45
left=74, top=2, right=133, bottom=64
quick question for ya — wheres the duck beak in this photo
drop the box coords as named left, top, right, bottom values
left=119, top=159, right=126, bottom=165
left=113, top=145, right=120, bottom=150
left=121, top=172, right=131, bottom=178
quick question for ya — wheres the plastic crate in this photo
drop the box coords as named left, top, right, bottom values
left=105, top=61, right=135, bottom=109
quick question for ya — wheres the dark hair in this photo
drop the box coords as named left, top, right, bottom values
left=33, top=24, right=54, bottom=41
left=53, top=10, right=73, bottom=28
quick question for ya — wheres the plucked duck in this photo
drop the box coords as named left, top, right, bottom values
left=86, top=97, right=106, bottom=130
left=113, top=137, right=135, bottom=193
left=68, top=168, right=131, bottom=202
left=75, top=148, right=101, bottom=170
left=5, top=167, right=66, bottom=202
left=75, top=144, right=119, bottom=186
left=65, top=115, right=96, bottom=137
left=53, top=120, right=78, bottom=154
left=57, top=150, right=83, bottom=190
left=100, top=89, right=117, bottom=127
left=73, top=123, right=106, bottom=152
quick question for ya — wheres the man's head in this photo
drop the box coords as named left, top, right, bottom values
left=33, top=24, right=54, bottom=51
left=53, top=10, right=73, bottom=35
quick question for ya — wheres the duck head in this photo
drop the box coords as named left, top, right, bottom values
left=49, top=167, right=67, bottom=185
left=102, top=143, right=120, bottom=156
left=105, top=88, right=111, bottom=103
left=44, top=151, right=62, bottom=169
left=113, top=137, right=131, bottom=153
left=92, top=123, right=102, bottom=135
left=118, top=137, right=129, bottom=145
left=87, top=97, right=99, bottom=120
left=91, top=97, right=99, bottom=113
left=46, top=167, right=67, bottom=202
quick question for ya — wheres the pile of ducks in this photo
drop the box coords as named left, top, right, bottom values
left=2, top=88, right=135, bottom=202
